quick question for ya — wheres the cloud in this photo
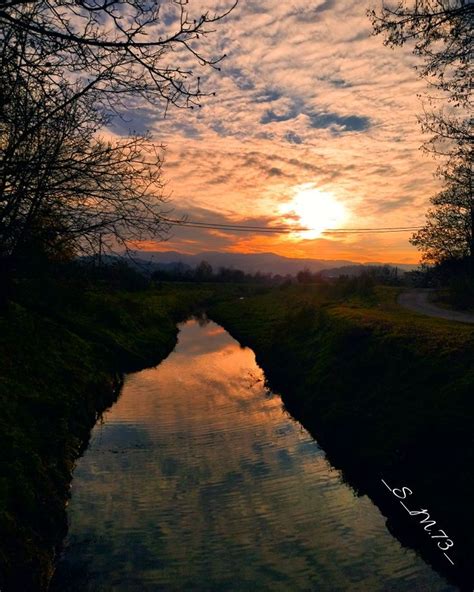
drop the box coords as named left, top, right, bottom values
left=261, top=107, right=298, bottom=124
left=308, top=111, right=371, bottom=132
left=268, top=167, right=285, bottom=177
left=289, top=0, right=338, bottom=21
left=108, top=106, right=158, bottom=136
left=108, top=0, right=440, bottom=263
left=285, top=131, right=303, bottom=144
left=259, top=99, right=371, bottom=134
left=254, top=88, right=283, bottom=103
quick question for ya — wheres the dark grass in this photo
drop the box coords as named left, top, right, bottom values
left=1, top=279, right=473, bottom=590
left=0, top=281, right=222, bottom=592
left=210, top=284, right=474, bottom=590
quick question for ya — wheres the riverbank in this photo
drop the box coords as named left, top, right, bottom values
left=0, top=280, right=218, bottom=591
left=50, top=316, right=456, bottom=592
left=210, top=285, right=474, bottom=589
left=2, top=280, right=473, bottom=590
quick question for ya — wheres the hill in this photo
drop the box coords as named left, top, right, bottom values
left=127, top=250, right=417, bottom=276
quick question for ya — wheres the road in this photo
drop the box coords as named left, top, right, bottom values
left=398, top=289, right=474, bottom=324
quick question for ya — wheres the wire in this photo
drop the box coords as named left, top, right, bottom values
left=162, top=217, right=422, bottom=235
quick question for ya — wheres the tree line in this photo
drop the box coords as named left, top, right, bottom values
left=152, top=260, right=292, bottom=286
left=152, top=260, right=405, bottom=287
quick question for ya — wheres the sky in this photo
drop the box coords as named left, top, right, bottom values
left=111, top=0, right=440, bottom=264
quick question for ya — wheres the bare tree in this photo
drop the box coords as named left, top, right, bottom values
left=0, top=67, right=171, bottom=263
left=0, top=0, right=237, bottom=114
left=0, top=1, right=236, bottom=291
left=0, top=28, right=173, bottom=281
left=195, top=259, right=213, bottom=281
left=369, top=1, right=472, bottom=151
left=369, top=1, right=473, bottom=267
left=369, top=1, right=473, bottom=108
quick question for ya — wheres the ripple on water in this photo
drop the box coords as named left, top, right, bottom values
left=52, top=319, right=456, bottom=592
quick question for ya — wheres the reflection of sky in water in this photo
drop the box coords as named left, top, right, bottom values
left=53, top=320, right=455, bottom=592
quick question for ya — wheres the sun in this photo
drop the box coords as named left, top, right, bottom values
left=281, top=187, right=348, bottom=239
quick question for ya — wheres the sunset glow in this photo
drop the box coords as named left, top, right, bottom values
left=281, top=187, right=349, bottom=240
left=110, top=1, right=437, bottom=264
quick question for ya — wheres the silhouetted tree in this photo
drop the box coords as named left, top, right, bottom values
left=369, top=1, right=472, bottom=149
left=0, top=1, right=236, bottom=296
left=0, top=39, right=169, bottom=268
left=369, top=2, right=472, bottom=103
left=195, top=260, right=213, bottom=281
left=216, top=267, right=246, bottom=283
left=369, top=1, right=473, bottom=273
left=411, top=153, right=473, bottom=263
left=296, top=268, right=313, bottom=284
left=0, top=1, right=237, bottom=116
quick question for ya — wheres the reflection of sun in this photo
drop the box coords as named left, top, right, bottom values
left=281, top=187, right=348, bottom=239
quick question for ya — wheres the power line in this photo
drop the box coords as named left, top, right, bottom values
left=162, top=217, right=422, bottom=235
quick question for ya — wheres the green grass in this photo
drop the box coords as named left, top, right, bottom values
left=0, top=281, right=219, bottom=592
left=210, top=284, right=474, bottom=585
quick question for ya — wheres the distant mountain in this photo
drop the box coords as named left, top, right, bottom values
left=126, top=250, right=417, bottom=276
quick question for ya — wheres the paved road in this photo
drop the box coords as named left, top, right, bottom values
left=398, top=290, right=474, bottom=324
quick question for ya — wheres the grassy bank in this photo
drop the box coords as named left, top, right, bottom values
left=2, top=278, right=473, bottom=590
left=0, top=281, right=218, bottom=592
left=210, top=285, right=474, bottom=589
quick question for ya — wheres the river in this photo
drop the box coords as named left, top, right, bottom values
left=51, top=318, right=455, bottom=591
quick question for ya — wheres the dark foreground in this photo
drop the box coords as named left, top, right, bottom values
left=0, top=281, right=216, bottom=591
left=210, top=286, right=474, bottom=590
left=1, top=281, right=473, bottom=590
left=52, top=318, right=454, bottom=592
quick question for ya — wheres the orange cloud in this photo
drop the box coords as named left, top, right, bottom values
left=111, top=0, right=436, bottom=264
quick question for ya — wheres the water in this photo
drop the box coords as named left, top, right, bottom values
left=52, top=319, right=455, bottom=591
